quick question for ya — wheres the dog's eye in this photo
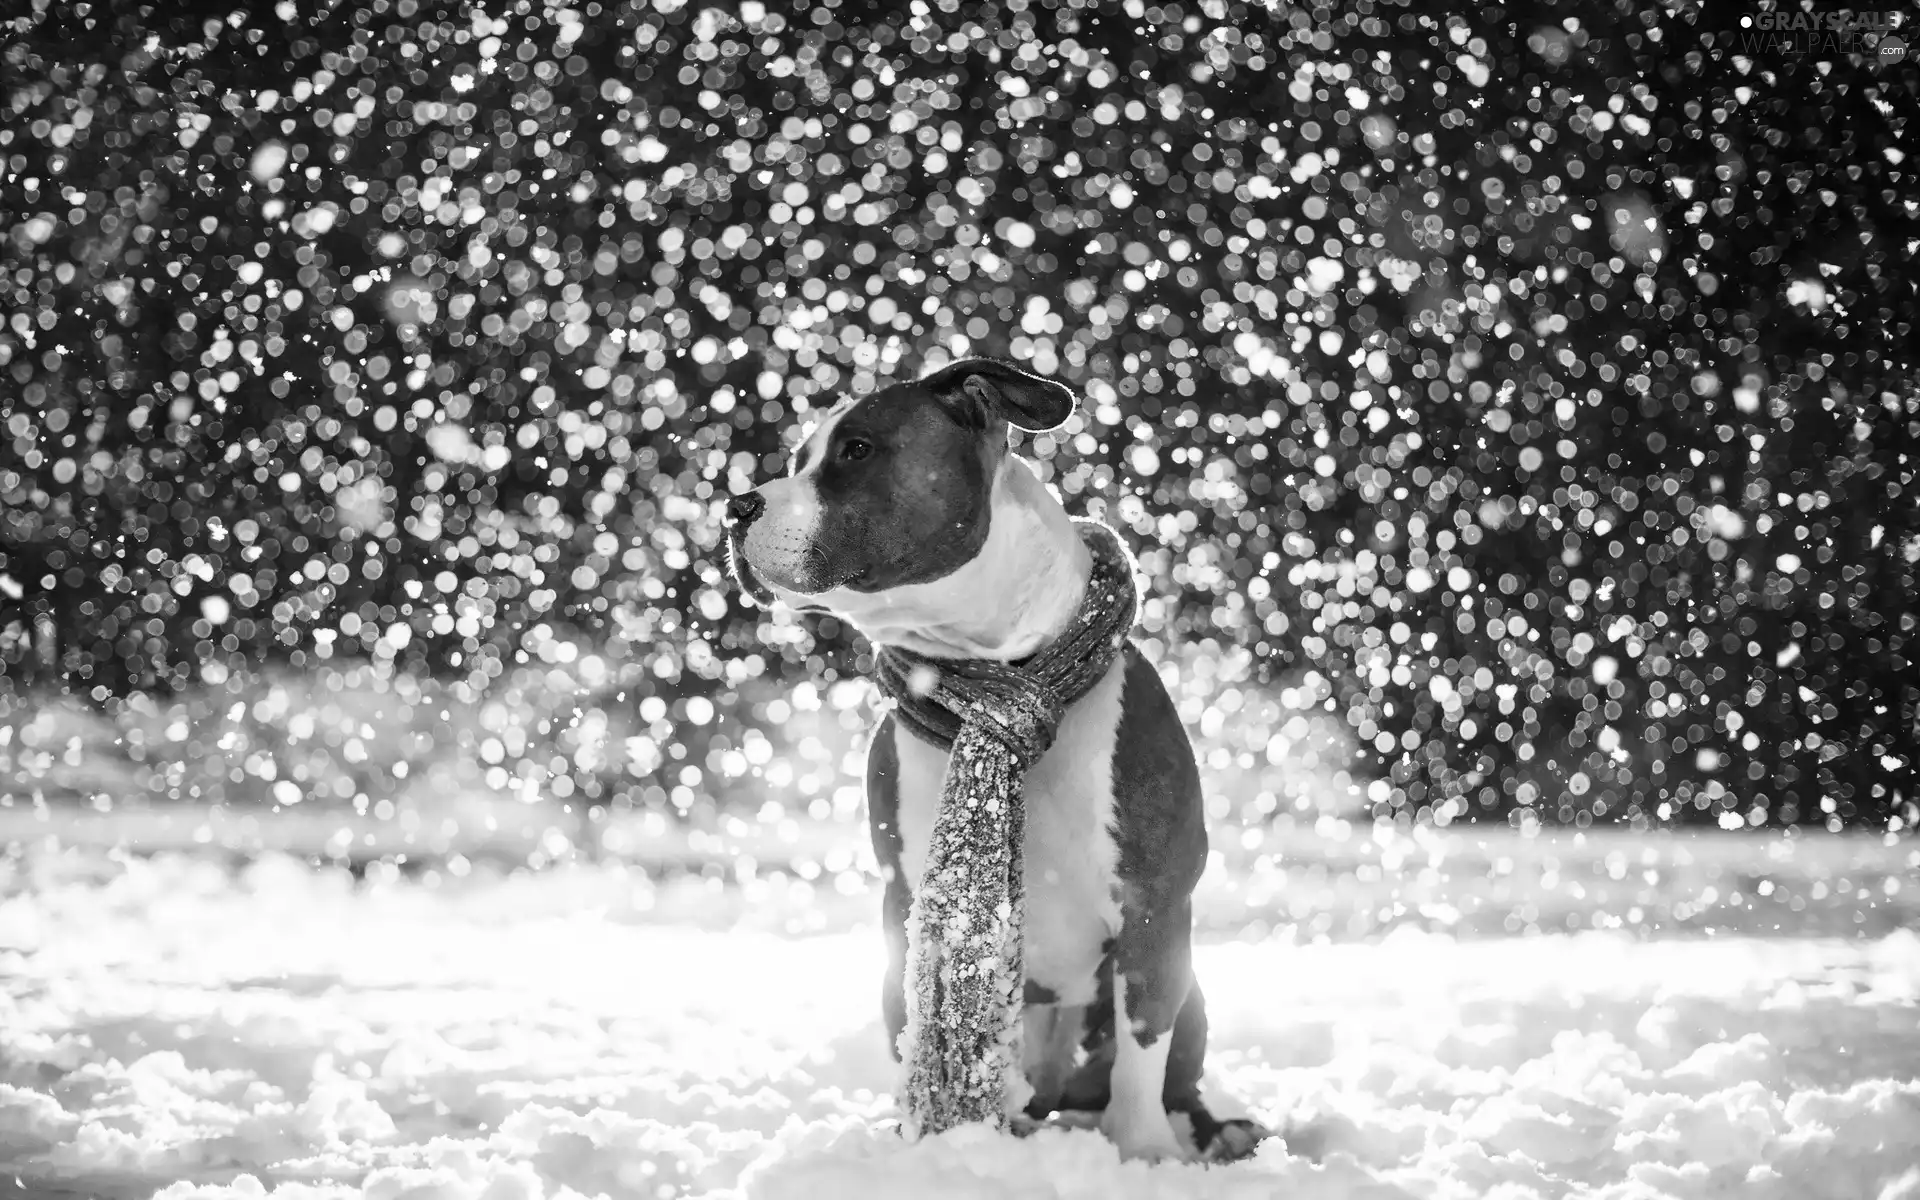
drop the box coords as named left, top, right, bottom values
left=839, top=437, right=873, bottom=462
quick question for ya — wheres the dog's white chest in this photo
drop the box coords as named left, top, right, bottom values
left=890, top=656, right=1127, bottom=1006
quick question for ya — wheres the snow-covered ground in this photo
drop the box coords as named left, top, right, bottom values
left=2, top=833, right=1918, bottom=1200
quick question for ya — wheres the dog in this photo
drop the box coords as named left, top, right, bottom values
left=724, top=358, right=1261, bottom=1163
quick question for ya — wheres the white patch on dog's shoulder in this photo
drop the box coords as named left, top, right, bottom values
left=892, top=652, right=1125, bottom=1008
left=1019, top=654, right=1126, bottom=1002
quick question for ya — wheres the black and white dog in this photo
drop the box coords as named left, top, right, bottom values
left=725, top=359, right=1258, bottom=1162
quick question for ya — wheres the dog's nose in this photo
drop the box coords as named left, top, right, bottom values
left=725, top=492, right=765, bottom=529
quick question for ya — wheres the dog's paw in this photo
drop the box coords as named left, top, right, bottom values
left=1100, top=1107, right=1190, bottom=1163
left=1199, top=1117, right=1271, bottom=1164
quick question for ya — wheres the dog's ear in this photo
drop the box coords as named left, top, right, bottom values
left=923, top=358, right=1076, bottom=433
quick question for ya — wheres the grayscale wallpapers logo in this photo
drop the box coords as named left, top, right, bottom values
left=1739, top=10, right=1910, bottom=60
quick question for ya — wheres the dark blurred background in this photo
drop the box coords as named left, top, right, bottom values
left=1, top=0, right=1914, bottom=862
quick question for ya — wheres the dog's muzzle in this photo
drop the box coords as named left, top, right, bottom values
left=724, top=492, right=778, bottom=606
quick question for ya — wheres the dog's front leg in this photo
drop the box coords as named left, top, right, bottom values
left=1020, top=991, right=1087, bottom=1118
left=1099, top=888, right=1194, bottom=1162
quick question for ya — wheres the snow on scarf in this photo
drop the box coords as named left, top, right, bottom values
left=873, top=519, right=1140, bottom=1139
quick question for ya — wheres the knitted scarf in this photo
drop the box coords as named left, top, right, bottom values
left=873, top=519, right=1140, bottom=1139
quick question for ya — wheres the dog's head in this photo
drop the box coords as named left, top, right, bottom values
left=724, top=358, right=1075, bottom=607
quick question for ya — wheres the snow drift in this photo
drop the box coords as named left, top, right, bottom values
left=1, top=836, right=1916, bottom=1199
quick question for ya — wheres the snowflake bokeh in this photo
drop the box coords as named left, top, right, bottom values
left=0, top=0, right=1913, bottom=839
